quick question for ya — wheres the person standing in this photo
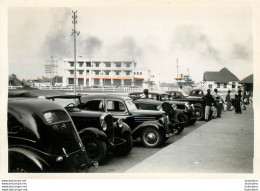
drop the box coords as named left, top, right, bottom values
left=141, top=89, right=149, bottom=98
left=213, top=88, right=221, bottom=118
left=225, top=90, right=231, bottom=111
left=203, top=89, right=217, bottom=121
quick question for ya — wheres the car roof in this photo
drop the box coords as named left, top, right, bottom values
left=8, top=98, right=65, bottom=114
left=8, top=89, right=66, bottom=98
left=81, top=94, right=132, bottom=101
left=129, top=91, right=168, bottom=95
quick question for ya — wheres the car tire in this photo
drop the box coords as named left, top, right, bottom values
left=141, top=127, right=163, bottom=148
left=189, top=119, right=197, bottom=125
left=176, top=125, right=184, bottom=135
left=177, top=113, right=189, bottom=127
left=194, top=107, right=204, bottom=121
left=82, top=135, right=107, bottom=165
left=111, top=134, right=133, bottom=156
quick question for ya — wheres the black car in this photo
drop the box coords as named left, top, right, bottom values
left=133, top=99, right=185, bottom=134
left=8, top=98, right=93, bottom=173
left=128, top=91, right=197, bottom=126
left=46, top=95, right=133, bottom=165
left=166, top=90, right=209, bottom=121
left=80, top=94, right=178, bottom=148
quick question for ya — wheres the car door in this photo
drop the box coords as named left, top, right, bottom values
left=71, top=99, right=104, bottom=130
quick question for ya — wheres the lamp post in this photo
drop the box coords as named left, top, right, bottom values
left=72, top=10, right=80, bottom=95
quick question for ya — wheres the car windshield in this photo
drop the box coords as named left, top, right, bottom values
left=125, top=99, right=137, bottom=110
left=161, top=94, right=169, bottom=101
left=51, top=98, right=79, bottom=107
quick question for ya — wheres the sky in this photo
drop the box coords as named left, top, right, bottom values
left=8, top=4, right=253, bottom=83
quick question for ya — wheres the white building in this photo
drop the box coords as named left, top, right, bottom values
left=203, top=67, right=240, bottom=91
left=61, top=58, right=150, bottom=87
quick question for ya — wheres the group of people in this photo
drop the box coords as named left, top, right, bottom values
left=203, top=88, right=247, bottom=121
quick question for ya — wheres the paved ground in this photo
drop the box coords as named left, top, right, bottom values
left=126, top=105, right=254, bottom=173
left=94, top=121, right=206, bottom=173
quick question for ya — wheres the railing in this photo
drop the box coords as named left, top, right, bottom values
left=8, top=85, right=23, bottom=89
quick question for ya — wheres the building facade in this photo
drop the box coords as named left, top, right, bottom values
left=203, top=67, right=240, bottom=91
left=61, top=58, right=150, bottom=87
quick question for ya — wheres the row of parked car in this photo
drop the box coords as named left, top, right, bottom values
left=7, top=89, right=208, bottom=173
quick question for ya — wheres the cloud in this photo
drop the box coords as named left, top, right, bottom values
left=172, top=26, right=222, bottom=62
left=78, top=35, right=103, bottom=57
left=230, top=40, right=252, bottom=61
left=117, top=36, right=143, bottom=58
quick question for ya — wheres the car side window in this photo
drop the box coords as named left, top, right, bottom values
left=106, top=100, right=126, bottom=112
left=8, top=112, right=22, bottom=134
left=84, top=100, right=104, bottom=111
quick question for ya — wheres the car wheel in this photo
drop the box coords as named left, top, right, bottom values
left=176, top=125, right=184, bottom=135
left=141, top=127, right=163, bottom=148
left=194, top=107, right=204, bottom=121
left=82, top=135, right=107, bottom=165
left=111, top=134, right=133, bottom=156
left=189, top=119, right=197, bottom=125
left=177, top=113, right=189, bottom=127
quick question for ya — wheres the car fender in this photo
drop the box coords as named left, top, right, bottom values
left=194, top=103, right=204, bottom=109
left=132, top=121, right=165, bottom=139
left=8, top=147, right=49, bottom=172
left=78, top=127, right=107, bottom=141
left=121, top=122, right=132, bottom=136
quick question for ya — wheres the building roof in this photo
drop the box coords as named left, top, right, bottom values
left=239, top=74, right=253, bottom=84
left=203, top=67, right=239, bottom=83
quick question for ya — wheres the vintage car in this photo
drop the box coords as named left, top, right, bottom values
left=133, top=99, right=185, bottom=134
left=80, top=94, right=180, bottom=148
left=166, top=90, right=206, bottom=120
left=128, top=91, right=197, bottom=125
left=46, top=95, right=133, bottom=165
left=8, top=91, right=133, bottom=165
left=8, top=98, right=93, bottom=173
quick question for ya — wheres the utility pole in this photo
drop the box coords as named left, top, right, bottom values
left=72, top=10, right=80, bottom=95
left=45, top=56, right=57, bottom=89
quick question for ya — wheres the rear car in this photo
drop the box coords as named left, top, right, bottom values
left=8, top=98, right=92, bottom=173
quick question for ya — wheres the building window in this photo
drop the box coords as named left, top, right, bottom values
left=134, top=72, right=136, bottom=75
left=95, top=71, right=100, bottom=75
left=86, top=70, right=89, bottom=73
left=105, top=71, right=110, bottom=75
left=115, top=71, right=120, bottom=75
left=78, top=78, right=84, bottom=85
left=224, top=83, right=227, bottom=88
left=232, top=82, right=236, bottom=88
left=105, top=63, right=111, bottom=67
left=68, top=78, right=74, bottom=84
left=208, top=84, right=212, bottom=88
left=96, top=63, right=100, bottom=67
left=140, top=72, right=142, bottom=75
left=78, top=62, right=84, bottom=67
left=86, top=62, right=91, bottom=67
left=126, top=71, right=130, bottom=75
left=137, top=72, right=139, bottom=75
left=217, top=83, right=220, bottom=88
left=116, top=63, right=121, bottom=67
left=126, top=63, right=131, bottom=67
left=69, top=62, right=74, bottom=67
left=69, top=70, right=74, bottom=75
left=78, top=70, right=83, bottom=75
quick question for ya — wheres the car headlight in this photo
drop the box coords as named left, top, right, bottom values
left=191, top=104, right=195, bottom=110
left=171, top=104, right=177, bottom=110
left=157, top=105, right=163, bottom=111
left=185, top=102, right=190, bottom=110
left=117, top=118, right=123, bottom=128
left=101, top=121, right=107, bottom=131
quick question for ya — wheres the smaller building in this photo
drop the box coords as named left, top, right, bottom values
left=239, top=74, right=253, bottom=95
left=203, top=67, right=240, bottom=91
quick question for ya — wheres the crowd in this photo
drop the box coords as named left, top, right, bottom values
left=203, top=88, right=250, bottom=121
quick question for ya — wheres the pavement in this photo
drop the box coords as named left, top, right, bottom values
left=126, top=105, right=254, bottom=173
